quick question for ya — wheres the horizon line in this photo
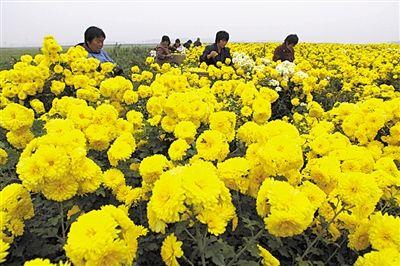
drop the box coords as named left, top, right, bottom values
left=1, top=40, right=400, bottom=49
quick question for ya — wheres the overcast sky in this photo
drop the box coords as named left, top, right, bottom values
left=1, top=0, right=399, bottom=47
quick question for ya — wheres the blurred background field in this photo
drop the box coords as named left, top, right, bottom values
left=0, top=44, right=154, bottom=71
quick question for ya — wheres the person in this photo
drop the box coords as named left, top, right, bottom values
left=79, top=26, right=115, bottom=63
left=77, top=26, right=123, bottom=75
left=273, top=34, right=299, bottom=62
left=193, top=37, right=202, bottom=47
left=200, top=30, right=231, bottom=66
left=172, top=39, right=184, bottom=52
left=183, top=40, right=192, bottom=49
left=156, top=35, right=173, bottom=64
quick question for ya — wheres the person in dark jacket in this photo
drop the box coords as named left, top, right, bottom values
left=200, top=31, right=231, bottom=66
left=156, top=35, right=173, bottom=64
left=273, top=34, right=299, bottom=62
left=183, top=40, right=192, bottom=49
left=193, top=38, right=202, bottom=47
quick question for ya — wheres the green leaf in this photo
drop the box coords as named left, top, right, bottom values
left=235, top=260, right=259, bottom=266
left=174, top=221, right=188, bottom=236
left=95, top=187, right=106, bottom=197
left=242, top=217, right=258, bottom=231
left=145, top=242, right=159, bottom=251
left=31, top=119, right=46, bottom=137
left=246, top=242, right=260, bottom=258
left=267, top=237, right=283, bottom=250
left=205, top=238, right=236, bottom=266
left=48, top=216, right=60, bottom=226
left=210, top=252, right=225, bottom=266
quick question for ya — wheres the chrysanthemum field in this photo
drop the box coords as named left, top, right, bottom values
left=0, top=36, right=399, bottom=265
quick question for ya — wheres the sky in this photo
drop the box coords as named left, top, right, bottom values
left=1, top=0, right=399, bottom=47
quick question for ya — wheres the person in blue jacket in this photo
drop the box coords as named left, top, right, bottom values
left=77, top=26, right=122, bottom=74
left=81, top=26, right=114, bottom=62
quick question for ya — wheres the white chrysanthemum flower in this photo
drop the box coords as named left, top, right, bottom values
left=276, top=61, right=296, bottom=77
left=269, top=79, right=280, bottom=87
left=150, top=50, right=157, bottom=58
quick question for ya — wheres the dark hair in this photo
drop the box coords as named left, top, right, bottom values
left=284, top=34, right=299, bottom=46
left=175, top=39, right=180, bottom=43
left=161, top=35, right=171, bottom=44
left=215, top=31, right=229, bottom=43
left=84, top=26, right=106, bottom=45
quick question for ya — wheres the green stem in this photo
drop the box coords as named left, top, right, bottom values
left=59, top=202, right=66, bottom=243
left=184, top=228, right=197, bottom=243
left=325, top=237, right=346, bottom=264
left=227, top=229, right=264, bottom=266
left=299, top=204, right=346, bottom=261
left=380, top=200, right=391, bottom=213
left=182, top=255, right=195, bottom=266
left=195, top=224, right=207, bottom=266
left=235, top=191, right=242, bottom=217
